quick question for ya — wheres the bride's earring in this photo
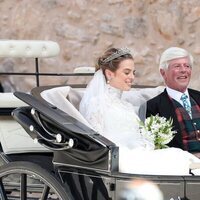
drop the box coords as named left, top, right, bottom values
left=107, top=78, right=112, bottom=84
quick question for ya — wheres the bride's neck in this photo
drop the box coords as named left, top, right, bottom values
left=106, top=84, right=122, bottom=98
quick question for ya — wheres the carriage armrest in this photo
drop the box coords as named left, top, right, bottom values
left=0, top=93, right=27, bottom=108
left=0, top=93, right=27, bottom=116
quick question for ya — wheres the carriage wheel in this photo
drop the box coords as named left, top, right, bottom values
left=0, top=161, right=70, bottom=200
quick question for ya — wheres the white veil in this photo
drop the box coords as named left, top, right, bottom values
left=79, top=69, right=107, bottom=133
left=79, top=68, right=154, bottom=149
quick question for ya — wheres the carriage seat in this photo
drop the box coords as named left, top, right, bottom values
left=122, top=86, right=165, bottom=121
left=40, top=86, right=93, bottom=129
left=123, top=86, right=165, bottom=107
left=40, top=85, right=165, bottom=125
left=0, top=93, right=27, bottom=108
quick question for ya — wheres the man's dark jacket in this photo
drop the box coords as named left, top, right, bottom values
left=146, top=88, right=200, bottom=149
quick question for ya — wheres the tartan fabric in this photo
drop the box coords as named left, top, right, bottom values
left=172, top=97, right=200, bottom=152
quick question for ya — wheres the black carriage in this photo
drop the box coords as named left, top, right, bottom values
left=0, top=40, right=200, bottom=200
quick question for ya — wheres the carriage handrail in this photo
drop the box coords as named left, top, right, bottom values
left=0, top=72, right=94, bottom=76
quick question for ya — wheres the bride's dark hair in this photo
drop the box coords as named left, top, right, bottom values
left=95, top=47, right=133, bottom=75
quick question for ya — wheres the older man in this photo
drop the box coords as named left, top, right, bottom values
left=146, top=47, right=200, bottom=157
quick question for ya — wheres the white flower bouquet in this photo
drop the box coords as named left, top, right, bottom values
left=139, top=115, right=176, bottom=149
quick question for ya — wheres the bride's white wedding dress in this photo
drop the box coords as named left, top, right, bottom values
left=79, top=70, right=200, bottom=175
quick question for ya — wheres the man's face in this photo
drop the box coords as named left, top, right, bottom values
left=160, top=57, right=192, bottom=93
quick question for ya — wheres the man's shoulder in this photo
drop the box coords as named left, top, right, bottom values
left=188, top=88, right=200, bottom=105
left=147, top=89, right=166, bottom=103
left=188, top=88, right=200, bottom=95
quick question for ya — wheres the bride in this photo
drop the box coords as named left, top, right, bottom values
left=79, top=47, right=200, bottom=175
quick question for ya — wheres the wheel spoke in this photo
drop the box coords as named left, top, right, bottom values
left=0, top=178, right=8, bottom=200
left=40, top=184, right=50, bottom=200
left=20, top=173, right=27, bottom=200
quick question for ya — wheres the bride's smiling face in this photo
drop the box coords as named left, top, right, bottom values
left=107, top=59, right=135, bottom=91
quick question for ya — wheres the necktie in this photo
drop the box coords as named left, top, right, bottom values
left=180, top=94, right=192, bottom=118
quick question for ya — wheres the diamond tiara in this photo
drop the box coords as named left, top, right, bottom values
left=102, top=47, right=131, bottom=64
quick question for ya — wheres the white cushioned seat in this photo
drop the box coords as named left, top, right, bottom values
left=0, top=40, right=60, bottom=58
left=41, top=86, right=165, bottom=128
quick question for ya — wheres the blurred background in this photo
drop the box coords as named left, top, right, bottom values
left=0, top=0, right=200, bottom=92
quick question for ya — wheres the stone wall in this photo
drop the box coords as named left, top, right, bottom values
left=0, top=0, right=200, bottom=92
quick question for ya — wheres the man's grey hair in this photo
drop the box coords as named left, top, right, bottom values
left=159, top=47, right=194, bottom=70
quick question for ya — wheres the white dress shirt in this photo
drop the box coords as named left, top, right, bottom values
left=166, top=87, right=191, bottom=108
